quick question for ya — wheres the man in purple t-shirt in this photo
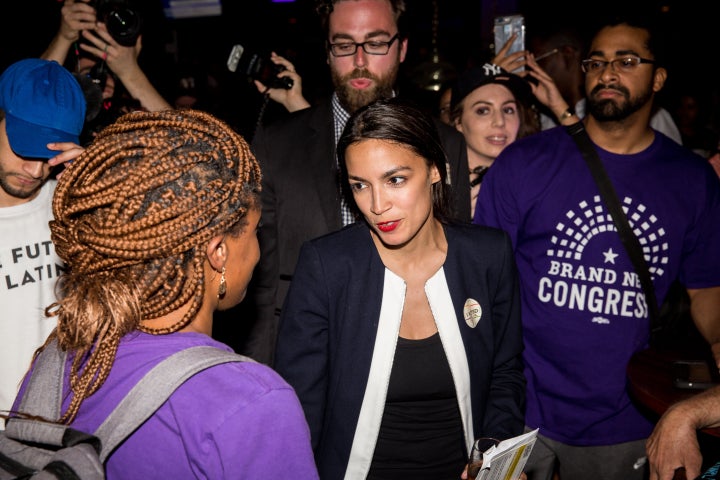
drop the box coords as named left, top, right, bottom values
left=474, top=14, right=720, bottom=480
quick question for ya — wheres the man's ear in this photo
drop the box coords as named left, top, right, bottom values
left=652, top=67, right=667, bottom=93
left=399, top=37, right=408, bottom=63
left=206, top=235, right=227, bottom=271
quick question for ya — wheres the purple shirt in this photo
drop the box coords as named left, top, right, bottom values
left=474, top=127, right=720, bottom=445
left=14, top=331, right=319, bottom=479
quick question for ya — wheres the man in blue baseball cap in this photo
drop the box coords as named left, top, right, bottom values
left=0, top=58, right=86, bottom=419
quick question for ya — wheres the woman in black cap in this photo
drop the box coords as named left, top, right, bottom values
left=450, top=51, right=578, bottom=217
left=449, top=63, right=539, bottom=218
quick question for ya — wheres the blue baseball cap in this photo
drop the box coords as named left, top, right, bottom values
left=0, top=58, right=86, bottom=159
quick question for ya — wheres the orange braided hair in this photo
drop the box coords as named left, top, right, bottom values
left=46, top=109, right=261, bottom=423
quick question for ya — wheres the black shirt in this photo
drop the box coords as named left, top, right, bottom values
left=367, top=333, right=466, bottom=479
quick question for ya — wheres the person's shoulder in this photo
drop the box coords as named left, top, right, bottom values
left=521, top=125, right=566, bottom=144
left=87, top=335, right=292, bottom=424
left=293, top=224, right=378, bottom=272
left=654, top=131, right=710, bottom=166
left=446, top=222, right=510, bottom=245
left=256, top=97, right=332, bottom=134
left=163, top=356, right=305, bottom=451
left=445, top=223, right=514, bottom=268
left=496, top=126, right=568, bottom=165
left=505, top=126, right=564, bottom=152
left=223, top=360, right=296, bottom=393
left=307, top=223, right=370, bottom=252
left=178, top=351, right=298, bottom=405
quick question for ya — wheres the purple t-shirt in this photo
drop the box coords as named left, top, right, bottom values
left=14, top=331, right=319, bottom=479
left=474, top=126, right=720, bottom=445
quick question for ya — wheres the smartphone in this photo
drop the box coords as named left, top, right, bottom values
left=493, top=14, right=525, bottom=71
left=672, top=360, right=720, bottom=390
left=227, top=44, right=293, bottom=90
left=694, top=459, right=720, bottom=479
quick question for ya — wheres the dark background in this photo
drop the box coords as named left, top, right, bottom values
left=2, top=0, right=716, bottom=140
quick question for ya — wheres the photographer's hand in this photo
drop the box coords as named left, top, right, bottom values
left=41, top=0, right=97, bottom=63
left=254, top=52, right=310, bottom=113
left=82, top=23, right=141, bottom=79
left=81, top=23, right=171, bottom=112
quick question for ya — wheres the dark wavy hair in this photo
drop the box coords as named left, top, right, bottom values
left=588, top=11, right=666, bottom=67
left=314, top=0, right=407, bottom=37
left=336, top=97, right=455, bottom=223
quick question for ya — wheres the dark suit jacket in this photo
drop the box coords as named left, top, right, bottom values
left=243, top=97, right=471, bottom=365
left=275, top=223, right=525, bottom=479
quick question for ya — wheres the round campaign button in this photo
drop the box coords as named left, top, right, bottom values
left=464, top=298, right=482, bottom=328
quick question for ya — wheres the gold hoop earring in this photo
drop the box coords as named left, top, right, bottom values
left=217, top=267, right=227, bottom=298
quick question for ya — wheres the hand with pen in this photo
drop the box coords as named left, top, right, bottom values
left=492, top=33, right=578, bottom=126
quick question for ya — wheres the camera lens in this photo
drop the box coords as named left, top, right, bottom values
left=248, top=54, right=294, bottom=90
left=94, top=0, right=142, bottom=47
left=226, top=45, right=294, bottom=90
left=104, top=7, right=141, bottom=47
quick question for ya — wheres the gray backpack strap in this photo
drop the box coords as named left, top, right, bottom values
left=17, top=338, right=66, bottom=420
left=95, top=346, right=254, bottom=462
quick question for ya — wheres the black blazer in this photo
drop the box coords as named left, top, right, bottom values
left=275, top=223, right=525, bottom=478
left=243, top=97, right=471, bottom=364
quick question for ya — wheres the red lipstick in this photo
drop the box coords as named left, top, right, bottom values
left=377, top=221, right=399, bottom=232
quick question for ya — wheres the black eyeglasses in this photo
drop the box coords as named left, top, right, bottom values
left=581, top=55, right=656, bottom=74
left=328, top=34, right=400, bottom=57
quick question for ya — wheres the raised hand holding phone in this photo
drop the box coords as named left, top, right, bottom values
left=494, top=15, right=525, bottom=72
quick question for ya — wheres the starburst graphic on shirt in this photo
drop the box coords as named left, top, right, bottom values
left=546, top=195, right=669, bottom=278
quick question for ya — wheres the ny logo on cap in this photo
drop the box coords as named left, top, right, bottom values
left=481, top=63, right=503, bottom=77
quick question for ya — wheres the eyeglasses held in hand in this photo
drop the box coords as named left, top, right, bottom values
left=329, top=34, right=400, bottom=57
left=581, top=55, right=656, bottom=74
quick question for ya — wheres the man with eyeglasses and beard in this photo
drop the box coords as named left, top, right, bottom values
left=239, top=0, right=471, bottom=366
left=474, top=12, right=720, bottom=480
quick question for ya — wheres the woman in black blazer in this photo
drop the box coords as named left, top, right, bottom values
left=275, top=98, right=526, bottom=480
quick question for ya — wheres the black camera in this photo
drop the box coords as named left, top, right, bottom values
left=227, top=44, right=294, bottom=90
left=92, top=0, right=142, bottom=47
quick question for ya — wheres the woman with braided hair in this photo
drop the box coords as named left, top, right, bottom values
left=10, top=109, right=319, bottom=478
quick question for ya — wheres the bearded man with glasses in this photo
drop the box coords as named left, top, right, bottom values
left=237, top=0, right=471, bottom=367
left=527, top=27, right=683, bottom=143
left=474, top=13, right=720, bottom=480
